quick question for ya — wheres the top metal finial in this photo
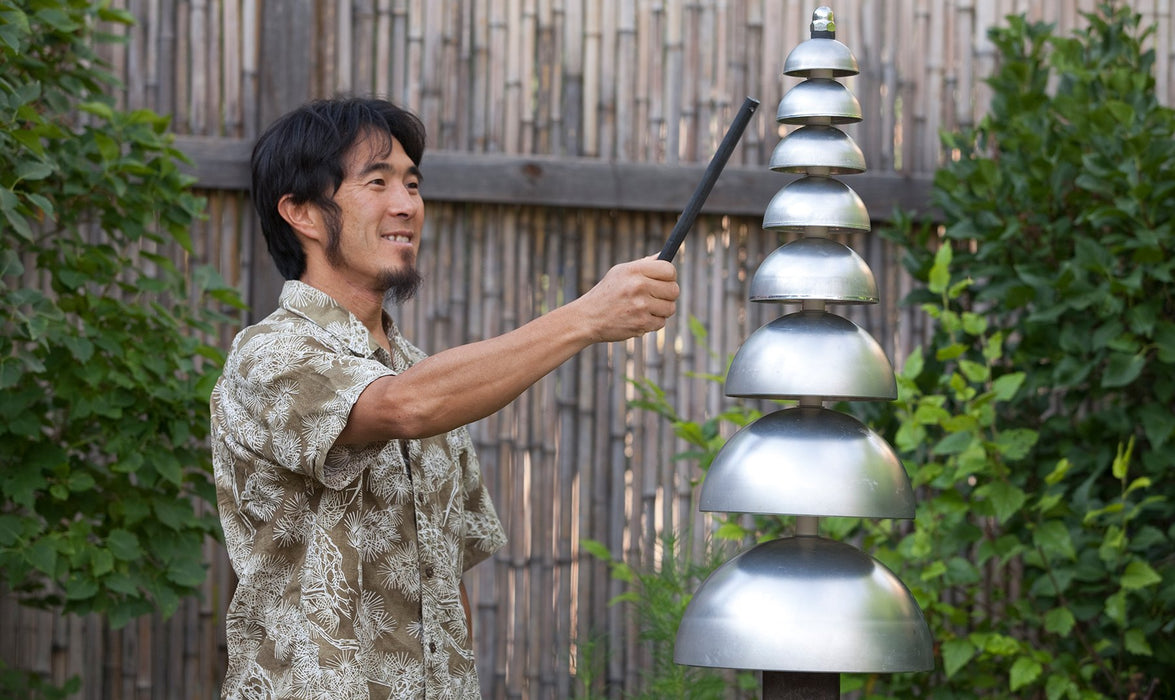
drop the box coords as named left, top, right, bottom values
left=811, top=7, right=836, bottom=39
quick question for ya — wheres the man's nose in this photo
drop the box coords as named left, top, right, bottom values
left=386, top=185, right=418, bottom=217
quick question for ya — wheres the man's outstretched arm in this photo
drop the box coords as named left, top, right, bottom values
left=338, top=256, right=679, bottom=443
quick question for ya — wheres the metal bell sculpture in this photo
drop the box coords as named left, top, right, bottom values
left=675, top=8, right=934, bottom=698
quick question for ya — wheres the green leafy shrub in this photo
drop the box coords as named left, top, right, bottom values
left=850, top=244, right=1166, bottom=699
left=879, top=3, right=1172, bottom=696
left=0, top=0, right=243, bottom=646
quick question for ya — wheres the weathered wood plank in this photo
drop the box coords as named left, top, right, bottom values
left=174, top=136, right=935, bottom=219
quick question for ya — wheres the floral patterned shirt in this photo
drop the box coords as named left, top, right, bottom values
left=211, top=281, right=507, bottom=700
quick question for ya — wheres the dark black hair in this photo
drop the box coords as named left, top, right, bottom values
left=250, top=97, right=427, bottom=280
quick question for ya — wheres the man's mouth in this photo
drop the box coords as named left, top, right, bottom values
left=382, top=233, right=412, bottom=244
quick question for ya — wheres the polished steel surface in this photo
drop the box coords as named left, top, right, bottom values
left=725, top=311, right=896, bottom=400
left=776, top=79, right=862, bottom=124
left=699, top=407, right=914, bottom=518
left=674, top=537, right=935, bottom=672
left=783, top=39, right=859, bottom=77
left=770, top=125, right=865, bottom=174
left=762, top=176, right=870, bottom=233
left=750, top=237, right=877, bottom=303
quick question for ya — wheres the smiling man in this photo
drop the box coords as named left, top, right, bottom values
left=210, top=97, right=679, bottom=699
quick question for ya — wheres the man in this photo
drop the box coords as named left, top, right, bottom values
left=210, top=97, right=679, bottom=699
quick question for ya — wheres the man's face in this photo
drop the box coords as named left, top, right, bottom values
left=323, top=132, right=424, bottom=303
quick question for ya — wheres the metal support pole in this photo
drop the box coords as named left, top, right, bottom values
left=763, top=671, right=839, bottom=699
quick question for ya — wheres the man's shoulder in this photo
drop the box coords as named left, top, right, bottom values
left=223, top=308, right=347, bottom=375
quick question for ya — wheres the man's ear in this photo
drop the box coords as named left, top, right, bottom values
left=277, top=195, right=325, bottom=243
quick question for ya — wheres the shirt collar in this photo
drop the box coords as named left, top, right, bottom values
left=278, top=280, right=389, bottom=358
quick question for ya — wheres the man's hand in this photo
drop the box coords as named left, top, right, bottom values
left=575, top=256, right=680, bottom=343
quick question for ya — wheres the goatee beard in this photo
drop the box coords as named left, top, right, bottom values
left=380, top=266, right=423, bottom=305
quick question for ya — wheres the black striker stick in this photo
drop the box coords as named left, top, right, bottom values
left=657, top=96, right=760, bottom=262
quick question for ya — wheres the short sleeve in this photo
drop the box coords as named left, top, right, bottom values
left=216, top=327, right=394, bottom=484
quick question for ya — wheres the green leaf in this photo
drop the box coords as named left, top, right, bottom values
left=993, top=428, right=1037, bottom=460
left=1034, top=520, right=1076, bottom=561
left=920, top=560, right=947, bottom=581
left=90, top=548, right=114, bottom=577
left=1120, top=560, right=1161, bottom=590
left=928, top=244, right=952, bottom=294
left=715, top=522, right=747, bottom=540
left=1009, top=656, right=1042, bottom=692
left=1111, top=437, right=1134, bottom=481
left=26, top=538, right=58, bottom=575
left=15, top=159, right=54, bottom=181
left=977, top=480, right=1027, bottom=524
left=107, top=529, right=143, bottom=561
left=1124, top=628, right=1153, bottom=655
left=1046, top=674, right=1076, bottom=700
left=932, top=430, right=974, bottom=456
left=991, top=372, right=1025, bottom=401
left=1101, top=351, right=1145, bottom=388
left=165, top=558, right=207, bottom=587
left=941, top=638, right=976, bottom=678
left=580, top=539, right=613, bottom=562
left=1043, top=458, right=1071, bottom=486
left=959, top=359, right=988, bottom=383
left=0, top=515, right=26, bottom=547
left=153, top=499, right=195, bottom=530
left=1105, top=590, right=1127, bottom=625
left=1043, top=607, right=1075, bottom=636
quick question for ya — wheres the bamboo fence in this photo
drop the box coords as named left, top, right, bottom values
left=3, top=1, right=1175, bottom=698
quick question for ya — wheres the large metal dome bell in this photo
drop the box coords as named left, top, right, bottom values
left=783, top=8, right=859, bottom=77
left=674, top=537, right=935, bottom=672
left=762, top=176, right=870, bottom=233
left=699, top=407, right=914, bottom=518
left=725, top=311, right=896, bottom=400
left=770, top=125, right=865, bottom=174
left=750, top=236, right=877, bottom=303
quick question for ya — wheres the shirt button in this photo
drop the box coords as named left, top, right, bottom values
left=424, top=566, right=434, bottom=578
left=429, top=642, right=437, bottom=653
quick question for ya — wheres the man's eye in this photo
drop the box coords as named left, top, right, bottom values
left=368, top=178, right=386, bottom=187
left=407, top=181, right=420, bottom=190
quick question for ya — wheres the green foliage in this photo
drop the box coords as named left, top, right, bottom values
left=0, top=661, right=79, bottom=700
left=577, top=536, right=757, bottom=700
left=850, top=245, right=1167, bottom=699
left=878, top=3, right=1173, bottom=696
left=0, top=0, right=244, bottom=648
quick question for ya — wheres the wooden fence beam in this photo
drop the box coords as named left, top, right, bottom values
left=174, top=136, right=937, bottom=220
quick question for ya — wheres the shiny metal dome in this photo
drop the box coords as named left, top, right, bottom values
left=699, top=407, right=914, bottom=518
left=725, top=311, right=896, bottom=400
left=674, top=537, right=935, bottom=672
left=762, top=176, right=870, bottom=233
left=783, top=39, right=859, bottom=77
left=770, top=125, right=865, bottom=174
left=750, top=236, right=877, bottom=304
left=776, top=79, right=862, bottom=124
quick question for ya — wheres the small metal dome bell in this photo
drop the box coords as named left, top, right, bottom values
left=783, top=8, right=859, bottom=77
left=762, top=176, right=870, bottom=233
left=776, top=79, right=862, bottom=124
left=725, top=311, right=896, bottom=400
left=674, top=536, right=935, bottom=672
left=770, top=125, right=865, bottom=174
left=749, top=236, right=877, bottom=303
left=699, top=407, right=914, bottom=518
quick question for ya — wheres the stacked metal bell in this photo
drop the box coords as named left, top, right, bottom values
left=675, top=7, right=934, bottom=695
